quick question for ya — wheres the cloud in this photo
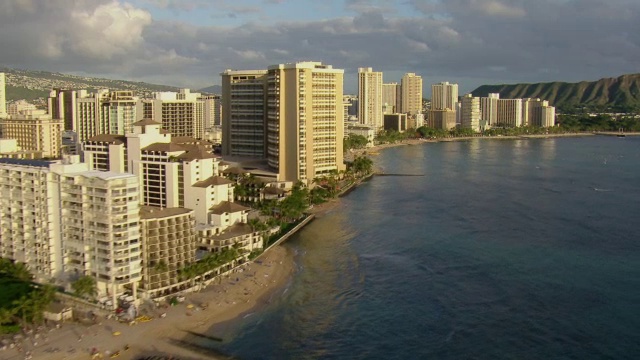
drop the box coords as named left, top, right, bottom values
left=0, top=0, right=639, bottom=93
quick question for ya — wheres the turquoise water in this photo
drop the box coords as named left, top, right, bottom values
left=208, top=137, right=640, bottom=359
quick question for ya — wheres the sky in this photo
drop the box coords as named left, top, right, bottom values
left=0, top=0, right=639, bottom=96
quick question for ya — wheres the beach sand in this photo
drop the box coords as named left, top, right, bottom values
left=2, top=245, right=294, bottom=360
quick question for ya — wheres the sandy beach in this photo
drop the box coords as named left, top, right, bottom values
left=1, top=245, right=294, bottom=360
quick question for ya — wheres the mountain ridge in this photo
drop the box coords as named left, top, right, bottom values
left=471, top=73, right=640, bottom=112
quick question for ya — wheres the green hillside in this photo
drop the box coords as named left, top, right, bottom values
left=471, top=74, right=640, bottom=113
left=2, top=67, right=180, bottom=104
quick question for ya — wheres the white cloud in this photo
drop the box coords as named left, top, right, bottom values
left=0, top=0, right=639, bottom=92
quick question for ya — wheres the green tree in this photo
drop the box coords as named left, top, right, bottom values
left=72, top=275, right=97, bottom=299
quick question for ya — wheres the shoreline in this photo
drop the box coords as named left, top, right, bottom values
left=344, top=132, right=596, bottom=161
left=1, top=131, right=614, bottom=360
left=2, top=246, right=295, bottom=360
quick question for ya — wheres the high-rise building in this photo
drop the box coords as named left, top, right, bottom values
left=0, top=73, right=7, bottom=119
left=358, top=67, right=384, bottom=129
left=461, top=94, right=481, bottom=131
left=401, top=73, right=423, bottom=115
left=497, top=98, right=523, bottom=127
left=0, top=156, right=142, bottom=304
left=431, top=82, right=458, bottom=110
left=0, top=110, right=63, bottom=158
left=50, top=89, right=139, bottom=142
left=142, top=89, right=204, bottom=140
left=48, top=89, right=81, bottom=131
left=481, top=93, right=500, bottom=127
left=221, top=62, right=346, bottom=185
left=428, top=109, right=457, bottom=130
left=266, top=61, right=346, bottom=184
left=139, top=206, right=196, bottom=297
left=220, top=70, right=268, bottom=157
left=522, top=98, right=556, bottom=127
left=382, top=82, right=400, bottom=113
left=200, top=94, right=222, bottom=128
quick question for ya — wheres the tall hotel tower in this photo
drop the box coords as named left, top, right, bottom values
left=431, top=82, right=458, bottom=110
left=0, top=73, right=6, bottom=119
left=401, top=73, right=423, bottom=115
left=358, top=67, right=383, bottom=129
left=222, top=62, right=346, bottom=185
left=266, top=62, right=346, bottom=184
left=220, top=70, right=268, bottom=157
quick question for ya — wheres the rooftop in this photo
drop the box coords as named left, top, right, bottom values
left=192, top=176, right=233, bottom=188
left=209, top=201, right=250, bottom=214
left=140, top=206, right=193, bottom=219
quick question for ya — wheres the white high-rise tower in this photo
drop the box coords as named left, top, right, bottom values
left=358, top=67, right=384, bottom=129
left=0, top=73, right=7, bottom=119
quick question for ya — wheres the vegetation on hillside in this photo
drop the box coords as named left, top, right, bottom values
left=471, top=73, right=640, bottom=113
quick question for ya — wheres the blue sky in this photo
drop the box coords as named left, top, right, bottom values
left=1, top=0, right=639, bottom=96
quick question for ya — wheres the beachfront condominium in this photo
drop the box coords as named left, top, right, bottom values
left=428, top=109, right=457, bottom=130
left=0, top=109, right=63, bottom=158
left=382, top=82, right=400, bottom=113
left=461, top=94, right=481, bottom=132
left=0, top=156, right=142, bottom=305
left=220, top=69, right=268, bottom=157
left=401, top=73, right=423, bottom=115
left=431, top=82, right=458, bottom=110
left=266, top=61, right=346, bottom=184
left=523, top=98, right=556, bottom=127
left=481, top=93, right=500, bottom=127
left=358, top=67, right=384, bottom=129
left=139, top=206, right=197, bottom=298
left=141, top=89, right=205, bottom=140
left=0, top=73, right=6, bottom=119
left=497, top=98, right=523, bottom=127
left=221, top=62, right=346, bottom=185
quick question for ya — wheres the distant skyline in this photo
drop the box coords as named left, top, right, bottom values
left=1, top=0, right=639, bottom=96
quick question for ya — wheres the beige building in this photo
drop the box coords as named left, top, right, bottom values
left=401, top=73, right=423, bottom=115
left=358, top=67, right=384, bottom=129
left=431, top=82, right=458, bottom=110
left=0, top=138, right=42, bottom=159
left=346, top=125, right=376, bottom=148
left=220, top=70, right=268, bottom=157
left=140, top=206, right=196, bottom=298
left=384, top=113, right=408, bottom=132
left=266, top=61, right=345, bottom=185
left=84, top=120, right=262, bottom=257
left=382, top=82, right=401, bottom=113
left=481, top=93, right=500, bottom=127
left=523, top=98, right=556, bottom=127
left=49, top=89, right=140, bottom=142
left=142, top=89, right=205, bottom=140
left=7, top=100, right=37, bottom=116
left=0, top=73, right=6, bottom=119
left=428, top=109, right=457, bottom=130
left=497, top=98, right=523, bottom=127
left=461, top=94, right=481, bottom=132
left=1, top=110, right=63, bottom=158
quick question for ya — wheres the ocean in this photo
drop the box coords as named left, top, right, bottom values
left=206, top=136, right=640, bottom=359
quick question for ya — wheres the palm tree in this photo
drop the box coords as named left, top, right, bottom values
left=71, top=276, right=97, bottom=299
